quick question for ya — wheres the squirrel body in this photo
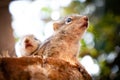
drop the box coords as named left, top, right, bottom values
left=38, top=15, right=88, bottom=65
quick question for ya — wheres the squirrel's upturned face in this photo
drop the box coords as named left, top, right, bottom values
left=64, top=15, right=88, bottom=29
left=53, top=15, right=88, bottom=32
left=20, top=35, right=40, bottom=53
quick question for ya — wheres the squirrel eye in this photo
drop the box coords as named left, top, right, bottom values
left=65, top=17, right=72, bottom=24
left=34, top=37, right=38, bottom=40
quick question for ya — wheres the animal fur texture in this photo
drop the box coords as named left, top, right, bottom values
left=38, top=15, right=88, bottom=66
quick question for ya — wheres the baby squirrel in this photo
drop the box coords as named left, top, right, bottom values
left=15, top=34, right=41, bottom=57
left=38, top=14, right=88, bottom=66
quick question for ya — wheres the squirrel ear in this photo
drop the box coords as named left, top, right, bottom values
left=53, top=23, right=60, bottom=31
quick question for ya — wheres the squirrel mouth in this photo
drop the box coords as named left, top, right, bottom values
left=25, top=43, right=33, bottom=48
left=84, top=22, right=88, bottom=27
left=82, top=21, right=88, bottom=28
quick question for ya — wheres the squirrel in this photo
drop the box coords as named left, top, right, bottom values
left=38, top=14, right=88, bottom=65
left=36, top=15, right=91, bottom=79
left=15, top=34, right=41, bottom=57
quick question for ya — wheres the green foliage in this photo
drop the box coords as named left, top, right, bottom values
left=94, top=13, right=120, bottom=53
left=63, top=1, right=86, bottom=15
left=99, top=60, right=110, bottom=77
left=41, top=7, right=52, bottom=14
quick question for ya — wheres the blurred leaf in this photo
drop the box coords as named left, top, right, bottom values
left=63, top=1, right=86, bottom=15
left=41, top=7, right=52, bottom=13
left=93, top=13, right=120, bottom=53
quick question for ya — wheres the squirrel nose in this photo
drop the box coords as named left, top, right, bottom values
left=83, top=16, right=88, bottom=21
left=25, top=39, right=29, bottom=43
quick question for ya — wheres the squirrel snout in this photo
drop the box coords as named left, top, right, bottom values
left=83, top=16, right=88, bottom=21
left=25, top=39, right=29, bottom=44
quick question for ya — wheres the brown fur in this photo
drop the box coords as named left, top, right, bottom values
left=0, top=57, right=91, bottom=80
left=38, top=15, right=88, bottom=65
left=35, top=15, right=91, bottom=79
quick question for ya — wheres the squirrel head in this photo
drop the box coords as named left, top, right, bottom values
left=53, top=15, right=88, bottom=32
